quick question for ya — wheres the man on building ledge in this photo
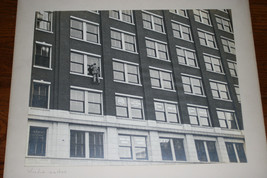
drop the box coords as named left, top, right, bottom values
left=88, top=63, right=100, bottom=84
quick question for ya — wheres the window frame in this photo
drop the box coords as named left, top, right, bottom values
left=34, top=41, right=52, bottom=70
left=181, top=73, right=205, bottom=97
left=198, top=29, right=218, bottom=49
left=89, top=132, right=104, bottom=158
left=234, top=85, right=241, bottom=103
left=194, top=139, right=219, bottom=162
left=171, top=20, right=193, bottom=42
left=149, top=67, right=175, bottom=91
left=203, top=53, right=224, bottom=74
left=215, top=15, right=233, bottom=33
left=70, top=130, right=86, bottom=158
left=145, top=38, right=169, bottom=61
left=221, top=37, right=236, bottom=54
left=31, top=80, right=51, bottom=109
left=225, top=141, right=247, bottom=163
left=70, top=87, right=103, bottom=115
left=169, top=9, right=188, bottom=18
left=28, top=126, right=47, bottom=156
left=36, top=11, right=53, bottom=32
left=227, top=60, right=238, bottom=77
left=112, top=58, right=141, bottom=86
left=176, top=46, right=199, bottom=68
left=109, top=10, right=134, bottom=24
left=70, top=16, right=100, bottom=45
left=216, top=108, right=239, bottom=130
left=142, top=11, right=165, bottom=33
left=154, top=99, right=180, bottom=123
left=187, top=104, right=211, bottom=127
left=193, top=9, right=212, bottom=26
left=209, top=80, right=231, bottom=101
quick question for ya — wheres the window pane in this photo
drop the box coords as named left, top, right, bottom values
left=195, top=140, right=207, bottom=162
left=88, top=103, right=101, bottom=114
left=225, top=142, right=238, bottom=162
left=135, top=148, right=147, bottom=159
left=119, top=135, right=131, bottom=146
left=207, top=141, right=219, bottom=162
left=116, top=107, right=128, bottom=117
left=88, top=92, right=101, bottom=103
left=70, top=101, right=84, bottom=112
left=235, top=143, right=247, bottom=162
left=32, top=83, right=49, bottom=108
left=89, top=133, right=104, bottom=158
left=173, top=139, right=186, bottom=161
left=28, top=127, right=47, bottom=156
left=155, top=112, right=166, bottom=121
left=116, top=96, right=127, bottom=106
left=119, top=147, right=132, bottom=159
left=70, top=89, right=84, bottom=101
left=160, top=138, right=173, bottom=160
left=70, top=131, right=85, bottom=157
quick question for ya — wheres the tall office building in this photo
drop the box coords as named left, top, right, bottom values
left=26, top=9, right=246, bottom=165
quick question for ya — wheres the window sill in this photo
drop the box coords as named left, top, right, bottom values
left=36, top=28, right=53, bottom=34
left=169, top=12, right=188, bottom=18
left=147, top=55, right=171, bottom=62
left=143, top=27, right=166, bottom=35
left=205, top=70, right=225, bottom=75
left=109, top=17, right=135, bottom=25
left=174, top=37, right=194, bottom=43
left=114, top=80, right=142, bottom=86
left=184, top=93, right=206, bottom=98
left=33, top=65, right=52, bottom=70
left=213, top=98, right=233, bottom=102
left=178, top=63, right=200, bottom=69
left=151, top=87, right=176, bottom=92
left=70, top=72, right=103, bottom=79
left=200, top=44, right=218, bottom=50
left=111, top=47, right=138, bottom=55
left=195, top=21, right=213, bottom=27
left=70, top=37, right=101, bottom=46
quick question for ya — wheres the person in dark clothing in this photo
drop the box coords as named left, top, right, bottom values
left=88, top=63, right=100, bottom=84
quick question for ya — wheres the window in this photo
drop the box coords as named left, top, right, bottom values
left=160, top=138, right=186, bottom=161
left=113, top=60, right=140, bottom=85
left=176, top=47, right=198, bottom=67
left=198, top=30, right=217, bottom=48
left=70, top=18, right=99, bottom=44
left=142, top=11, right=164, bottom=33
left=36, top=11, right=52, bottom=31
left=187, top=105, right=210, bottom=126
left=70, top=131, right=85, bottom=157
left=118, top=135, right=147, bottom=160
left=34, top=42, right=51, bottom=68
left=234, top=85, right=241, bottom=102
left=217, top=109, right=238, bottom=129
left=228, top=60, right=238, bottom=77
left=193, top=10, right=211, bottom=25
left=28, top=127, right=47, bottom=156
left=210, top=81, right=231, bottom=100
left=31, top=81, right=50, bottom=108
left=115, top=95, right=144, bottom=119
left=109, top=10, right=134, bottom=23
left=203, top=54, right=224, bottom=73
left=221, top=38, right=235, bottom=54
left=216, top=16, right=232, bottom=32
left=172, top=22, right=193, bottom=41
left=169, top=9, right=187, bottom=17
left=195, top=140, right=219, bottom=162
left=89, top=132, right=104, bottom=158
left=181, top=74, right=205, bottom=96
left=149, top=68, right=174, bottom=90
left=70, top=51, right=101, bottom=76
left=70, top=89, right=102, bottom=115
left=146, top=39, right=169, bottom=61
left=111, top=29, right=137, bottom=52
left=154, top=100, right=180, bottom=123
left=225, top=142, right=247, bottom=163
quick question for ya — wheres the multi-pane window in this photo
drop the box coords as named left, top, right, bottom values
left=187, top=105, right=210, bottom=126
left=154, top=100, right=180, bottom=123
left=36, top=11, right=52, bottom=31
left=28, top=127, right=47, bottom=156
left=234, top=85, right=241, bottom=102
left=70, top=51, right=101, bottom=76
left=172, top=22, right=193, bottom=41
left=115, top=95, right=144, bottom=119
left=198, top=30, right=217, bottom=48
left=193, top=10, right=211, bottom=25
left=142, top=11, right=164, bottom=33
left=109, top=10, right=134, bottom=24
left=149, top=68, right=174, bottom=90
left=181, top=74, right=204, bottom=96
left=203, top=54, right=224, bottom=73
left=169, top=9, right=187, bottom=17
left=34, top=42, right=51, bottom=68
left=70, top=18, right=99, bottom=44
left=195, top=140, right=219, bottom=162
left=89, top=132, right=104, bottom=158
left=176, top=47, right=198, bottom=67
left=118, top=135, right=148, bottom=160
left=217, top=110, right=238, bottom=129
left=160, top=138, right=186, bottom=161
left=31, top=81, right=50, bottom=108
left=146, top=39, right=169, bottom=61
left=225, top=142, right=247, bottom=163
left=228, top=60, right=238, bottom=77
left=111, top=29, right=137, bottom=52
left=70, top=89, right=102, bottom=115
left=113, top=60, right=140, bottom=84
left=70, top=131, right=85, bottom=157
left=210, top=81, right=231, bottom=100
left=216, top=16, right=232, bottom=32
left=221, top=38, right=236, bottom=54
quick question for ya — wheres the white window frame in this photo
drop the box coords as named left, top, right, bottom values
left=216, top=108, right=239, bottom=130
left=110, top=28, right=137, bottom=54
left=234, top=85, right=241, bottom=103
left=176, top=46, right=199, bottom=68
left=198, top=29, right=218, bottom=49
left=70, top=86, right=103, bottom=115
left=209, top=80, right=232, bottom=101
left=203, top=53, right=224, bottom=74
left=169, top=9, right=188, bottom=18
left=224, top=139, right=246, bottom=163
left=194, top=139, right=219, bottom=162
left=145, top=37, right=169, bottom=61
left=215, top=15, right=233, bottom=33
left=181, top=73, right=205, bottom=97
left=154, top=98, right=181, bottom=123
left=70, top=16, right=100, bottom=45
left=70, top=49, right=102, bottom=78
left=221, top=36, right=236, bottom=54
left=115, top=93, right=145, bottom=120
left=193, top=9, right=212, bottom=26
left=31, top=80, right=51, bottom=109
left=187, top=104, right=211, bottom=127
left=109, top=10, right=134, bottom=24
left=227, top=60, right=238, bottom=77
left=171, top=20, right=193, bottom=42
left=34, top=41, right=52, bottom=70
left=112, top=58, right=141, bottom=86
left=149, top=66, right=175, bottom=92
left=35, top=11, right=53, bottom=33
left=142, top=11, right=165, bottom=33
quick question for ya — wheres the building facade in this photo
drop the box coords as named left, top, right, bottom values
left=26, top=9, right=246, bottom=166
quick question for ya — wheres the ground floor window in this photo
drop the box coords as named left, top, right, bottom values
left=89, top=132, right=104, bottom=158
left=195, top=140, right=219, bottom=162
left=28, top=126, right=47, bottom=156
left=70, top=131, right=85, bottom=157
left=160, top=138, right=186, bottom=161
left=225, top=142, right=247, bottom=163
